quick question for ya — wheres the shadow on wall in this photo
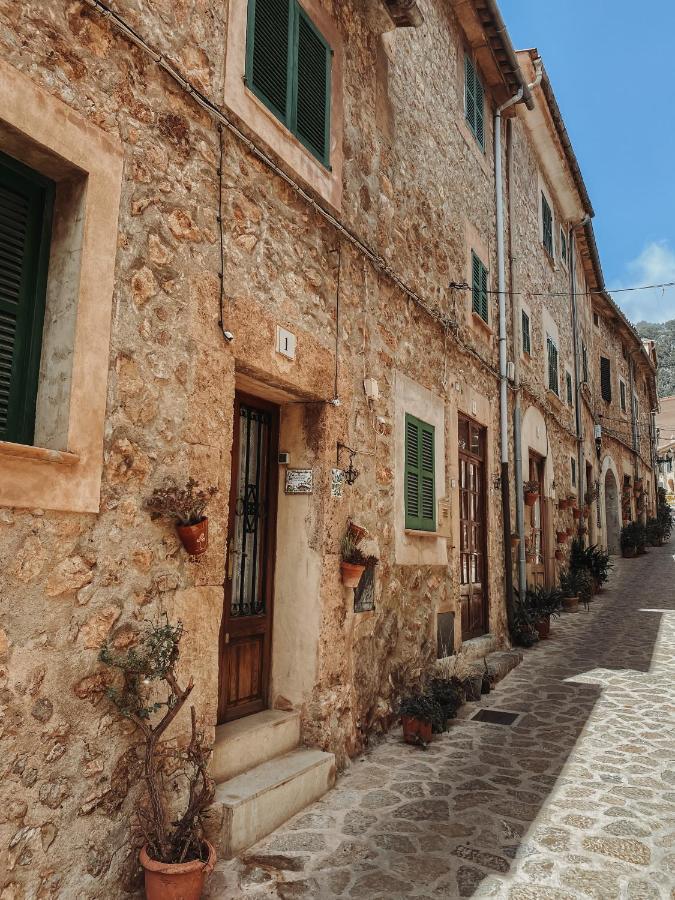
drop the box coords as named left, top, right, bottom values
left=208, top=544, right=674, bottom=897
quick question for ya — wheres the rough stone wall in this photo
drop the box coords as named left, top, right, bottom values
left=0, top=1, right=513, bottom=896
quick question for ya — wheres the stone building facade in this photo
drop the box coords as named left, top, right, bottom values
left=0, top=0, right=658, bottom=896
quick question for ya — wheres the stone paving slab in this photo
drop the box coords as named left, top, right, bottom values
left=207, top=546, right=675, bottom=899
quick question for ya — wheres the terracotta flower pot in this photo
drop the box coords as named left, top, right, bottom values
left=573, top=508, right=581, bottom=520
left=140, top=841, right=216, bottom=900
left=558, top=499, right=570, bottom=511
left=556, top=531, right=567, bottom=544
left=510, top=535, right=520, bottom=549
left=535, top=616, right=551, bottom=639
left=340, top=561, right=365, bottom=588
left=176, top=518, right=209, bottom=556
left=347, top=522, right=368, bottom=543
left=554, top=549, right=563, bottom=561
left=562, top=595, right=579, bottom=612
left=402, top=715, right=432, bottom=746
left=524, top=491, right=539, bottom=507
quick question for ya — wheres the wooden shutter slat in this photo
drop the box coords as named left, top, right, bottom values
left=295, top=8, right=330, bottom=164
left=0, top=154, right=54, bottom=444
left=600, top=356, right=612, bottom=402
left=405, top=415, right=435, bottom=531
left=247, top=0, right=291, bottom=121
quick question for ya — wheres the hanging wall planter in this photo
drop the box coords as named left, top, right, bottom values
left=146, top=479, right=218, bottom=558
left=558, top=498, right=570, bottom=511
left=556, top=531, right=567, bottom=544
left=510, top=533, right=521, bottom=549
left=524, top=481, right=540, bottom=507
left=554, top=549, right=563, bottom=561
left=340, top=561, right=366, bottom=588
left=573, top=508, right=582, bottom=520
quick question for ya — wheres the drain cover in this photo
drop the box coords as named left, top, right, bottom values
left=472, top=709, right=520, bottom=726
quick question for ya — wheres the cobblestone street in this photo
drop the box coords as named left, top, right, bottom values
left=209, top=546, right=675, bottom=899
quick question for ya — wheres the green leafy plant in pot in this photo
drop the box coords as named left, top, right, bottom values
left=146, top=479, right=217, bottom=557
left=523, top=479, right=540, bottom=507
left=340, top=531, right=374, bottom=588
left=525, top=585, right=563, bottom=639
left=621, top=521, right=645, bottom=558
left=99, top=620, right=216, bottom=900
left=399, top=691, right=445, bottom=746
left=510, top=598, right=539, bottom=647
left=559, top=567, right=591, bottom=612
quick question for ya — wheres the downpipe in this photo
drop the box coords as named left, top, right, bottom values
left=495, top=86, right=522, bottom=630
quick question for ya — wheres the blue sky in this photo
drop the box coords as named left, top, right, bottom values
left=503, top=1, right=675, bottom=323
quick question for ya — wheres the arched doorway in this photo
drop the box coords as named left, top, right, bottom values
left=604, top=469, right=621, bottom=555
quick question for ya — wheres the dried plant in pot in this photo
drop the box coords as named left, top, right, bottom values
left=340, top=531, right=370, bottom=587
left=523, top=480, right=539, bottom=507
left=99, top=620, right=216, bottom=900
left=146, top=479, right=218, bottom=557
left=399, top=691, right=445, bottom=747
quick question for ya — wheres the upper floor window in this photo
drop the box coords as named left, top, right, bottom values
left=593, top=311, right=600, bottom=327
left=246, top=0, right=332, bottom=167
left=582, top=342, right=589, bottom=383
left=542, top=192, right=553, bottom=257
left=405, top=413, right=436, bottom=532
left=471, top=251, right=488, bottom=323
left=521, top=310, right=531, bottom=355
left=464, top=55, right=485, bottom=150
left=566, top=371, right=574, bottom=406
left=600, top=356, right=612, bottom=402
left=620, top=379, right=627, bottom=413
left=571, top=456, right=577, bottom=487
left=547, top=335, right=559, bottom=395
left=560, top=227, right=567, bottom=265
left=0, top=152, right=54, bottom=445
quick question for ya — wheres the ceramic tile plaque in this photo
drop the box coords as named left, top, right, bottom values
left=285, top=468, right=313, bottom=494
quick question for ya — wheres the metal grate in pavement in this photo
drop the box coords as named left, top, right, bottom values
left=471, top=708, right=521, bottom=726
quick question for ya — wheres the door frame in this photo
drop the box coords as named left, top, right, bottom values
left=458, top=412, right=489, bottom=641
left=218, top=390, right=280, bottom=724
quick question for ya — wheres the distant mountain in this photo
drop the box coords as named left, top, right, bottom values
left=637, top=320, right=675, bottom=398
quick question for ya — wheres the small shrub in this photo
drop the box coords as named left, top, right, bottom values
left=146, top=478, right=217, bottom=526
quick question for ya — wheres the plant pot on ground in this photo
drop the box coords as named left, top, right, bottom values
left=99, top=620, right=216, bottom=900
left=399, top=692, right=445, bottom=747
left=560, top=567, right=592, bottom=612
left=146, top=479, right=218, bottom=557
left=525, top=585, right=563, bottom=639
left=621, top=521, right=645, bottom=559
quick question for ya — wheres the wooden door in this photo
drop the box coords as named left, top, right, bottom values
left=458, top=415, right=488, bottom=640
left=528, top=454, right=547, bottom=587
left=218, top=393, right=278, bottom=724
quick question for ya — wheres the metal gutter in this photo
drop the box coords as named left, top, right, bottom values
left=480, top=0, right=534, bottom=110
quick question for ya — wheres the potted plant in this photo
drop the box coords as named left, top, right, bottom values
left=525, top=585, right=563, bottom=639
left=584, top=491, right=594, bottom=507
left=428, top=677, right=464, bottom=723
left=347, top=520, right=368, bottom=544
left=99, top=620, right=216, bottom=900
left=399, top=691, right=444, bottom=747
left=620, top=522, right=639, bottom=558
left=340, top=531, right=368, bottom=587
left=558, top=498, right=570, bottom=511
left=510, top=600, right=538, bottom=647
left=556, top=531, right=568, bottom=544
left=559, top=567, right=591, bottom=612
left=569, top=496, right=578, bottom=509
left=572, top=506, right=582, bottom=520
left=510, top=532, right=521, bottom=549
left=524, top=480, right=540, bottom=507
left=146, top=479, right=218, bottom=557
left=554, top=548, right=563, bottom=561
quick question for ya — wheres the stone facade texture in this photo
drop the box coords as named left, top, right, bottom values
left=0, top=1, right=658, bottom=897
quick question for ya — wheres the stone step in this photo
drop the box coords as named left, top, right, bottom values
left=211, top=710, right=301, bottom=784
left=208, top=748, right=336, bottom=859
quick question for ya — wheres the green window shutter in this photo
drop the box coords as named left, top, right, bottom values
left=293, top=6, right=331, bottom=166
left=566, top=371, right=573, bottom=405
left=600, top=356, right=612, bottom=402
left=547, top=336, right=559, bottom=395
left=521, top=310, right=531, bottom=354
left=582, top=343, right=588, bottom=383
left=560, top=228, right=567, bottom=263
left=246, top=0, right=293, bottom=123
left=464, top=56, right=484, bottom=149
left=0, top=152, right=54, bottom=445
left=405, top=413, right=435, bottom=531
left=246, top=0, right=331, bottom=166
left=542, top=193, right=553, bottom=256
left=620, top=380, right=627, bottom=412
left=471, top=251, right=488, bottom=323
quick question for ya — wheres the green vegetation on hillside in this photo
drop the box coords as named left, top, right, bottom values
left=637, top=320, right=675, bottom=398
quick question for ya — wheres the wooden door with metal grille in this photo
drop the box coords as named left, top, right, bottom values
left=458, top=415, right=488, bottom=640
left=527, top=453, right=547, bottom=587
left=218, top=393, right=278, bottom=724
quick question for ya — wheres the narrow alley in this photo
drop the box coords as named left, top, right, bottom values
left=210, top=546, right=675, bottom=900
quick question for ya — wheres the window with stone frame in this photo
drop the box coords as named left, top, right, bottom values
left=620, top=379, right=627, bottom=413
left=600, top=356, right=612, bottom=403
left=542, top=192, right=553, bottom=257
left=404, top=413, right=436, bottom=532
left=521, top=309, right=531, bottom=355
left=471, top=251, right=489, bottom=324
left=565, top=370, right=573, bottom=406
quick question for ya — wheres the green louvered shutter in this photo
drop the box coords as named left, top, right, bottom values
left=405, top=414, right=436, bottom=531
left=521, top=310, right=531, bottom=354
left=566, top=371, right=573, bottom=406
left=246, top=0, right=292, bottom=123
left=542, top=193, right=553, bottom=256
left=471, top=251, right=488, bottom=323
left=547, top=336, right=559, bottom=395
left=0, top=153, right=53, bottom=444
left=465, top=56, right=484, bottom=149
left=600, top=356, right=612, bottom=402
left=294, top=6, right=331, bottom=166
